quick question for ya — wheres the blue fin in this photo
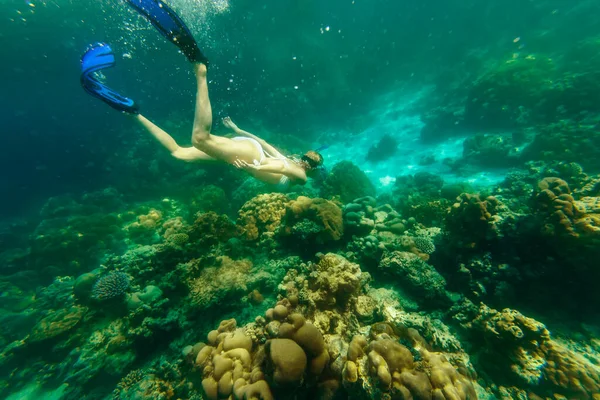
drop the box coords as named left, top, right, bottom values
left=80, top=43, right=139, bottom=114
left=125, top=0, right=208, bottom=65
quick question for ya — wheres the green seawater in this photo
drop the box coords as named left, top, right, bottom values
left=1, top=1, right=600, bottom=399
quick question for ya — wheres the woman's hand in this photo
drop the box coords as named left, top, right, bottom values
left=233, top=158, right=258, bottom=170
left=222, top=116, right=239, bottom=131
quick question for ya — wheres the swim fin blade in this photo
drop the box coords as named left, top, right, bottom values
left=125, top=0, right=209, bottom=65
left=80, top=43, right=139, bottom=114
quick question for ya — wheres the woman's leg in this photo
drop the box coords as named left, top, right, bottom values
left=135, top=114, right=179, bottom=153
left=134, top=114, right=214, bottom=161
left=190, top=64, right=260, bottom=163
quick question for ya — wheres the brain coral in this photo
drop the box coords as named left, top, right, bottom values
left=282, top=196, right=344, bottom=243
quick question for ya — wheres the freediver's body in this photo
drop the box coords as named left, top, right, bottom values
left=80, top=0, right=323, bottom=190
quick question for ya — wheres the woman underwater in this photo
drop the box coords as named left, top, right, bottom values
left=80, top=0, right=324, bottom=190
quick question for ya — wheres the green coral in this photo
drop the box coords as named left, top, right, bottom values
left=190, top=184, right=229, bottom=215
left=392, top=173, right=449, bottom=226
left=522, top=118, right=600, bottom=171
left=323, top=161, right=376, bottom=203
left=465, top=55, right=559, bottom=129
left=379, top=251, right=450, bottom=307
left=412, top=237, right=436, bottom=255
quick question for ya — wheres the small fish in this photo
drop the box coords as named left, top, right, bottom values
left=316, top=144, right=330, bottom=152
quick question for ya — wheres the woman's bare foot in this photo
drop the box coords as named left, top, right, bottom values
left=194, top=62, right=208, bottom=77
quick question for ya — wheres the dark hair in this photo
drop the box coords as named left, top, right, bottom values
left=301, top=151, right=324, bottom=170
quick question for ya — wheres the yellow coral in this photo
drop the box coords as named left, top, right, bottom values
left=343, top=331, right=477, bottom=399
left=124, top=208, right=164, bottom=239
left=267, top=338, right=307, bottom=385
left=237, top=193, right=289, bottom=240
left=162, top=216, right=186, bottom=239
left=467, top=304, right=600, bottom=398
left=28, top=306, right=85, bottom=343
left=139, top=209, right=162, bottom=229
left=166, top=233, right=189, bottom=246
left=311, top=253, right=363, bottom=308
left=188, top=257, right=253, bottom=307
left=194, top=318, right=275, bottom=400
left=278, top=313, right=330, bottom=376
left=537, top=177, right=600, bottom=238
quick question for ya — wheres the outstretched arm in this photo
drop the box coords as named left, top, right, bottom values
left=222, top=117, right=286, bottom=158
left=233, top=159, right=307, bottom=184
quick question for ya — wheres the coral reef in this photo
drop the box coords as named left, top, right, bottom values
left=522, top=119, right=600, bottom=172
left=187, top=256, right=254, bottom=309
left=342, top=333, right=477, bottom=400
left=343, top=196, right=407, bottom=236
left=413, top=236, right=436, bottom=255
left=457, top=303, right=600, bottom=399
left=124, top=209, right=163, bottom=244
left=462, top=133, right=518, bottom=168
left=281, top=196, right=344, bottom=245
left=92, top=271, right=131, bottom=301
left=393, top=173, right=450, bottom=226
left=237, top=193, right=289, bottom=241
left=189, top=184, right=230, bottom=216
left=28, top=190, right=128, bottom=279
left=379, top=251, right=450, bottom=307
left=464, top=56, right=559, bottom=130
left=535, top=177, right=600, bottom=239
left=323, top=161, right=376, bottom=203
left=7, top=8, right=600, bottom=400
left=444, top=193, right=510, bottom=250
left=188, top=211, right=238, bottom=247
left=112, top=368, right=176, bottom=400
left=28, top=306, right=86, bottom=343
left=3, top=165, right=600, bottom=400
left=185, top=253, right=477, bottom=400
